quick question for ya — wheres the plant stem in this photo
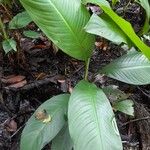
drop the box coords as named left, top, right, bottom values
left=1, top=3, right=12, bottom=19
left=0, top=17, right=8, bottom=40
left=123, top=0, right=131, bottom=16
left=84, top=58, right=90, bottom=81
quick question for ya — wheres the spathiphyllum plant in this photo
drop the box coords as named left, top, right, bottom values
left=19, top=0, right=150, bottom=150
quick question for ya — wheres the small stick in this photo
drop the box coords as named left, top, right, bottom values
left=137, top=86, right=150, bottom=98
left=10, top=124, right=25, bottom=139
left=122, top=116, right=150, bottom=126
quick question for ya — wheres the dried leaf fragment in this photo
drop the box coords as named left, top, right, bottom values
left=2, top=75, right=25, bottom=84
left=35, top=109, right=51, bottom=123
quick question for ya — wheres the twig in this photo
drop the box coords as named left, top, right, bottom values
left=70, top=65, right=84, bottom=77
left=3, top=76, right=58, bottom=91
left=0, top=17, right=8, bottom=40
left=1, top=3, right=12, bottom=19
left=137, top=86, right=150, bottom=98
left=10, top=124, right=25, bottom=139
left=122, top=116, right=150, bottom=126
left=84, top=58, right=90, bottom=81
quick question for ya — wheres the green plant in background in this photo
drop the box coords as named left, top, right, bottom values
left=0, top=0, right=17, bottom=54
left=0, top=8, right=39, bottom=54
left=0, top=0, right=12, bottom=7
left=19, top=0, right=150, bottom=150
left=8, top=11, right=41, bottom=39
left=136, top=0, right=150, bottom=35
left=83, top=0, right=150, bottom=58
left=111, top=0, right=120, bottom=7
left=0, top=16, right=17, bottom=53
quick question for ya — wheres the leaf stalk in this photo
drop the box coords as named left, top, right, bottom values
left=0, top=17, right=8, bottom=40
left=84, top=58, right=90, bottom=81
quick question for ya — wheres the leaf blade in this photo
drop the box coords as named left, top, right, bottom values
left=51, top=124, right=73, bottom=150
left=100, top=52, right=150, bottom=85
left=136, top=0, right=150, bottom=34
left=83, top=0, right=150, bottom=59
left=23, top=30, right=40, bottom=39
left=2, top=39, right=17, bottom=53
left=9, top=11, right=32, bottom=29
left=20, top=94, right=70, bottom=150
left=19, top=0, right=94, bottom=61
left=85, top=14, right=130, bottom=45
left=68, top=80, right=122, bottom=150
left=113, top=100, right=134, bottom=116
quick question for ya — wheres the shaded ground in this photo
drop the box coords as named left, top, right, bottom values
left=0, top=0, right=150, bottom=150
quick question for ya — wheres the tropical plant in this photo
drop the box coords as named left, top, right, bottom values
left=136, top=0, right=150, bottom=35
left=19, top=0, right=150, bottom=150
left=0, top=16, right=17, bottom=53
left=0, top=8, right=38, bottom=54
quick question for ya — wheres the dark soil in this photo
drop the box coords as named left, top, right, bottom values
left=0, top=0, right=150, bottom=150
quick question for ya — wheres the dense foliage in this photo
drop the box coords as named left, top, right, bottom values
left=1, top=0, right=149, bottom=149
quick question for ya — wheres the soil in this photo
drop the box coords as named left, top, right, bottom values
left=0, top=0, right=150, bottom=150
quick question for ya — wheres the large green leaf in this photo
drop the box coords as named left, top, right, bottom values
left=100, top=51, right=150, bottom=85
left=51, top=124, right=73, bottom=150
left=68, top=80, right=122, bottom=150
left=82, top=0, right=150, bottom=59
left=20, top=94, right=70, bottom=150
left=19, top=0, right=94, bottom=61
left=85, top=14, right=131, bottom=45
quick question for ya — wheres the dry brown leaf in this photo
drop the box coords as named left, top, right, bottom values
left=6, top=80, right=27, bottom=89
left=2, top=75, right=25, bottom=84
left=32, top=44, right=47, bottom=49
left=5, top=120, right=17, bottom=132
left=57, top=79, right=66, bottom=83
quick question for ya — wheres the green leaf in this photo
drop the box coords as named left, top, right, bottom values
left=112, top=0, right=120, bottom=6
left=136, top=0, right=150, bottom=34
left=85, top=14, right=131, bottom=45
left=0, top=0, right=12, bottom=6
left=20, top=94, right=70, bottom=150
left=9, top=11, right=32, bottom=29
left=51, top=124, right=73, bottom=150
left=83, top=0, right=150, bottom=59
left=136, top=0, right=150, bottom=19
left=23, top=30, right=40, bottom=39
left=82, top=0, right=110, bottom=7
left=68, top=80, right=122, bottom=150
left=113, top=100, right=134, bottom=116
left=100, top=51, right=150, bottom=85
left=103, top=85, right=129, bottom=102
left=19, top=0, right=94, bottom=61
left=2, top=39, right=17, bottom=53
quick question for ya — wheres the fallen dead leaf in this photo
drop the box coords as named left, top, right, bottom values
left=5, top=119, right=17, bottom=132
left=2, top=75, right=25, bottom=84
left=95, top=41, right=103, bottom=47
left=5, top=80, right=27, bottom=89
left=32, top=44, right=47, bottom=49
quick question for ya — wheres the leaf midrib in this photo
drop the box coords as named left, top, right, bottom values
left=23, top=105, right=66, bottom=148
left=91, top=89, right=103, bottom=149
left=107, top=64, right=150, bottom=71
left=49, top=0, right=86, bottom=54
